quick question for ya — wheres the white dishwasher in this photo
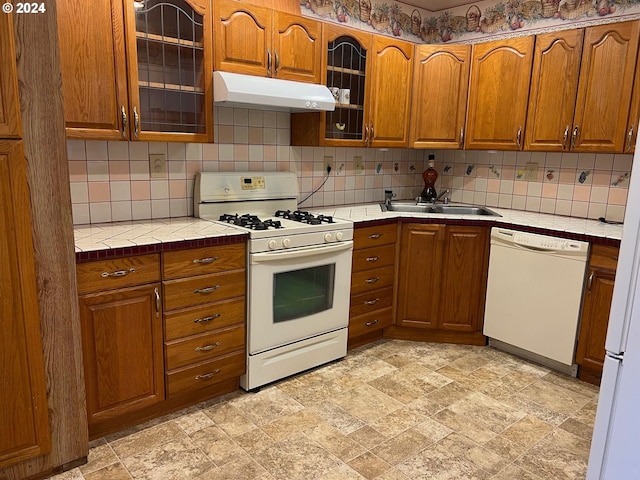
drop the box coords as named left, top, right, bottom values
left=483, top=227, right=589, bottom=375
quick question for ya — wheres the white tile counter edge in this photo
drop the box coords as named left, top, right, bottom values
left=74, top=204, right=623, bottom=253
left=309, top=203, right=623, bottom=241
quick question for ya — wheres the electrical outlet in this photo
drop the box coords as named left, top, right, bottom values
left=354, top=156, right=364, bottom=175
left=524, top=162, right=538, bottom=181
left=149, top=154, right=166, bottom=179
left=324, top=155, right=334, bottom=174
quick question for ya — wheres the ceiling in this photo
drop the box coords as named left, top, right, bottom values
left=401, top=0, right=478, bottom=12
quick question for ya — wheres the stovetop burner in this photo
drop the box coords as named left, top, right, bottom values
left=275, top=210, right=335, bottom=225
left=219, top=213, right=283, bottom=231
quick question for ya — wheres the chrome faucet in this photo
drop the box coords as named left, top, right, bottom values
left=384, top=190, right=395, bottom=206
left=417, top=189, right=450, bottom=204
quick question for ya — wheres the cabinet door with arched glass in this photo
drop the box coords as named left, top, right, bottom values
left=124, top=0, right=213, bottom=142
left=322, top=24, right=372, bottom=147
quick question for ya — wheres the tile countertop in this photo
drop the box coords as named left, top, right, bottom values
left=74, top=217, right=247, bottom=261
left=310, top=203, right=623, bottom=244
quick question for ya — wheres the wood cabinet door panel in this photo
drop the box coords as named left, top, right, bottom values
left=164, top=297, right=245, bottom=341
left=165, top=325, right=245, bottom=370
left=57, top=0, right=128, bottom=139
left=214, top=1, right=270, bottom=77
left=273, top=12, right=321, bottom=83
left=162, top=243, right=246, bottom=280
left=466, top=37, right=533, bottom=150
left=410, top=45, right=470, bottom=149
left=369, top=36, right=413, bottom=147
left=573, top=20, right=640, bottom=152
left=352, top=243, right=396, bottom=272
left=163, top=270, right=246, bottom=310
left=79, top=283, right=164, bottom=424
left=0, top=15, right=21, bottom=138
left=0, top=141, right=50, bottom=467
left=525, top=29, right=583, bottom=152
left=353, top=223, right=397, bottom=248
left=396, top=224, right=444, bottom=329
left=166, top=351, right=245, bottom=397
left=576, top=270, right=615, bottom=372
left=439, top=226, right=488, bottom=332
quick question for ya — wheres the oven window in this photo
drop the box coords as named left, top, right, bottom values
left=273, top=264, right=335, bottom=323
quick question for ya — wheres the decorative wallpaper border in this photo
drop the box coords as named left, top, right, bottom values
left=300, top=0, right=640, bottom=43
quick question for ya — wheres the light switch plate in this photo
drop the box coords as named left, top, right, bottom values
left=150, top=154, right=166, bottom=179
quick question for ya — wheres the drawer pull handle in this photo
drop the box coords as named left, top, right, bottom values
left=364, top=277, right=379, bottom=284
left=366, top=256, right=380, bottom=262
left=195, top=369, right=220, bottom=380
left=193, top=256, right=219, bottom=264
left=101, top=268, right=135, bottom=278
left=364, top=319, right=379, bottom=327
left=195, top=342, right=221, bottom=352
left=194, top=286, right=220, bottom=294
left=368, top=233, right=382, bottom=239
left=194, top=314, right=221, bottom=324
left=364, top=298, right=379, bottom=305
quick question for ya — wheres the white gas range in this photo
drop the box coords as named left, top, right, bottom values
left=195, top=172, right=353, bottom=391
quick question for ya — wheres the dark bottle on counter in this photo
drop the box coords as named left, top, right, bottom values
left=421, top=154, right=438, bottom=202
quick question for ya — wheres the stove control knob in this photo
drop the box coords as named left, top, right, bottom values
left=282, top=238, right=291, bottom=248
left=336, top=231, right=344, bottom=241
left=324, top=233, right=334, bottom=242
left=268, top=239, right=277, bottom=250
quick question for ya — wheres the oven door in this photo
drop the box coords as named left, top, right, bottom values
left=248, top=241, right=353, bottom=355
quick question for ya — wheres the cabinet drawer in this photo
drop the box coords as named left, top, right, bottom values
left=589, top=245, right=619, bottom=271
left=352, top=243, right=396, bottom=272
left=165, top=325, right=245, bottom=370
left=166, top=351, right=245, bottom=398
left=164, top=297, right=245, bottom=341
left=163, top=270, right=246, bottom=311
left=76, top=254, right=160, bottom=294
left=162, top=243, right=246, bottom=280
left=354, top=223, right=397, bottom=249
left=350, top=287, right=393, bottom=318
left=349, top=308, right=393, bottom=338
left=350, top=265, right=395, bottom=296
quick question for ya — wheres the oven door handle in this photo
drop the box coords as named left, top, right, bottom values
left=251, top=241, right=353, bottom=263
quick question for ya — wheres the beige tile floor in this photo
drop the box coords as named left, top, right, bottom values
left=48, top=339, right=599, bottom=480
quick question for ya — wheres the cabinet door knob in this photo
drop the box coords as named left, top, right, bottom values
left=627, top=125, right=635, bottom=152
left=459, top=127, right=464, bottom=147
left=154, top=287, right=160, bottom=319
left=192, top=256, right=219, bottom=264
left=267, top=48, right=272, bottom=77
left=516, top=127, right=522, bottom=148
left=571, top=126, right=579, bottom=149
left=588, top=271, right=594, bottom=291
left=364, top=124, right=369, bottom=145
left=121, top=106, right=127, bottom=138
left=133, top=106, right=140, bottom=138
left=274, top=49, right=280, bottom=75
left=562, top=125, right=570, bottom=150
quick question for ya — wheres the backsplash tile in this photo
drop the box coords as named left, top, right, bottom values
left=68, top=107, right=631, bottom=225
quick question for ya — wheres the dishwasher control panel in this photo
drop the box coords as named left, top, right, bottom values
left=492, top=228, right=589, bottom=254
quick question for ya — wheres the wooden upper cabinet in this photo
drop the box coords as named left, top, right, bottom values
left=272, top=12, right=322, bottom=83
left=58, top=0, right=213, bottom=142
left=368, top=36, right=413, bottom=148
left=525, top=29, right=584, bottom=152
left=124, top=0, right=213, bottom=142
left=410, top=44, right=470, bottom=149
left=572, top=20, right=640, bottom=152
left=214, top=1, right=271, bottom=77
left=0, top=141, right=51, bottom=467
left=624, top=46, right=640, bottom=154
left=57, top=0, right=129, bottom=140
left=214, top=1, right=321, bottom=83
left=0, top=13, right=21, bottom=138
left=466, top=36, right=534, bottom=150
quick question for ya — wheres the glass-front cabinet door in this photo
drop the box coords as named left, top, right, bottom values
left=124, top=0, right=213, bottom=142
left=322, top=24, right=371, bottom=147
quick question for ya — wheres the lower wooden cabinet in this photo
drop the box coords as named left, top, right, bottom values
left=391, top=223, right=488, bottom=345
left=348, top=223, right=397, bottom=349
left=79, top=283, right=165, bottom=426
left=0, top=141, right=50, bottom=467
left=576, top=244, right=619, bottom=385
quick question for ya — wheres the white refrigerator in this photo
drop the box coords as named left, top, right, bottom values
left=587, top=134, right=640, bottom=479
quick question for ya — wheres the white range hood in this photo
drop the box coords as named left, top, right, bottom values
left=213, top=71, right=336, bottom=112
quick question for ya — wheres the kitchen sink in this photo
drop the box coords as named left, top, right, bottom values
left=380, top=202, right=501, bottom=217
